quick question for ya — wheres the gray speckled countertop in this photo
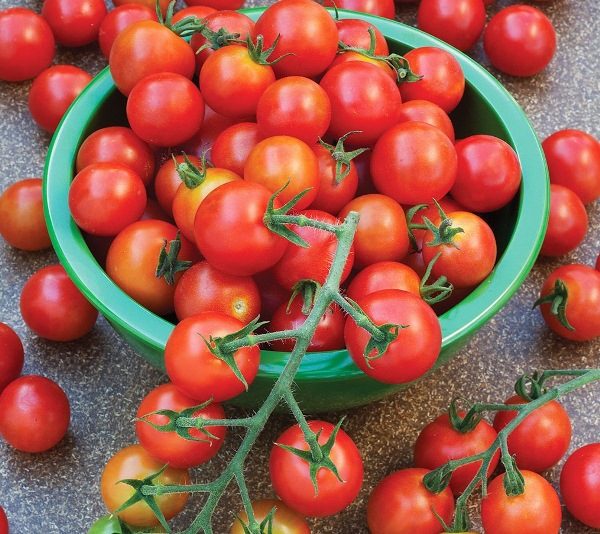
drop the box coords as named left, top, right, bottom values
left=1, top=0, right=599, bottom=533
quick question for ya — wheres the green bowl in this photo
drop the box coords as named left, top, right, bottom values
left=44, top=9, right=548, bottom=412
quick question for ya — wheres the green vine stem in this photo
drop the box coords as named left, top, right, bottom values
left=424, top=368, right=600, bottom=532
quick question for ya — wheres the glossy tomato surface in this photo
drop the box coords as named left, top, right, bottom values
left=0, top=323, right=24, bottom=393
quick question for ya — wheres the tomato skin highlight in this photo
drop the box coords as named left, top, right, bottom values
left=481, top=471, right=562, bottom=534
left=0, top=375, right=70, bottom=453
left=347, top=261, right=421, bottom=302
left=42, top=0, right=107, bottom=47
left=270, top=420, right=363, bottom=517
left=0, top=323, right=24, bottom=393
left=212, top=122, right=262, bottom=177
left=230, top=498, right=310, bottom=534
left=367, top=467, right=455, bottom=534
left=165, top=312, right=261, bottom=402
left=98, top=4, right=158, bottom=59
left=560, top=443, right=600, bottom=529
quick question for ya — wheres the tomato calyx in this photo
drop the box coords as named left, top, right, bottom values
left=287, top=280, right=320, bottom=315
left=155, top=231, right=192, bottom=284
left=318, top=131, right=369, bottom=184
left=174, top=152, right=208, bottom=189
left=195, top=26, right=244, bottom=54
left=533, top=279, right=575, bottom=331
left=420, top=251, right=454, bottom=305
left=337, top=27, right=422, bottom=83
left=158, top=0, right=206, bottom=38
left=234, top=506, right=276, bottom=534
left=247, top=34, right=292, bottom=66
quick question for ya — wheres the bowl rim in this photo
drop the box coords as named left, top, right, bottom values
left=44, top=8, right=549, bottom=382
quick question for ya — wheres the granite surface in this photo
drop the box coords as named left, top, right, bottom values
left=1, top=0, right=599, bottom=532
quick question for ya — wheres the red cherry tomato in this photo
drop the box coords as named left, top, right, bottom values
left=230, top=499, right=310, bottom=534
left=0, top=178, right=51, bottom=251
left=171, top=6, right=217, bottom=25
left=347, top=262, right=421, bottom=302
left=136, top=383, right=226, bottom=469
left=560, top=443, right=600, bottom=529
left=194, top=181, right=289, bottom=276
left=0, top=506, right=7, bottom=534
left=336, top=18, right=389, bottom=55
left=321, top=62, right=402, bottom=147
left=481, top=471, right=562, bottom=534
left=244, top=135, right=319, bottom=210
left=414, top=411, right=500, bottom=495
left=418, top=0, right=486, bottom=51
left=324, top=0, right=395, bottom=19
left=542, top=129, right=600, bottom=204
left=0, top=8, right=55, bottom=82
left=270, top=420, right=363, bottom=517
left=186, top=0, right=244, bottom=9
left=98, top=4, right=157, bottom=59
left=69, top=163, right=147, bottom=236
left=540, top=184, right=588, bottom=257
left=165, top=312, right=261, bottom=402
left=484, top=6, right=556, bottom=77
left=174, top=261, right=261, bottom=324
left=212, top=122, right=262, bottom=177
left=42, top=0, right=106, bottom=47
left=371, top=122, right=457, bottom=205
left=493, top=395, right=571, bottom=473
left=345, top=289, right=441, bottom=384
left=154, top=155, right=200, bottom=216
left=254, top=0, right=339, bottom=78
left=127, top=72, right=204, bottom=147
left=367, top=468, right=455, bottom=534
left=408, top=196, right=464, bottom=243
left=537, top=264, right=600, bottom=341
left=399, top=47, right=465, bottom=113
left=109, top=20, right=196, bottom=96
left=113, top=0, right=171, bottom=16
left=77, top=126, right=155, bottom=186
left=329, top=51, right=396, bottom=80
left=257, top=77, right=331, bottom=145
left=0, top=323, right=24, bottom=393
left=28, top=65, right=91, bottom=133
left=273, top=209, right=354, bottom=290
left=396, top=99, right=455, bottom=142
left=451, top=135, right=521, bottom=212
left=0, top=375, right=70, bottom=453
left=270, top=300, right=345, bottom=352
left=20, top=265, right=98, bottom=341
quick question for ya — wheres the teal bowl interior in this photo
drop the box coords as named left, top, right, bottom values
left=44, top=9, right=549, bottom=412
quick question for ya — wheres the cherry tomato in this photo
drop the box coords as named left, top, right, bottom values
left=540, top=184, right=588, bottom=257
left=154, top=155, right=201, bottom=216
left=113, top=0, right=171, bottom=16
left=171, top=6, right=216, bottom=25
left=212, top=122, right=262, bottom=177
left=321, top=62, right=402, bottom=147
left=254, top=0, right=339, bottom=78
left=0, top=8, right=55, bottom=82
left=560, top=443, right=600, bottom=529
left=273, top=209, right=354, bottom=290
left=165, top=312, right=260, bottom=402
left=481, top=471, right=561, bottom=534
left=537, top=264, right=600, bottom=341
left=329, top=50, right=396, bottom=80
left=100, top=444, right=189, bottom=527
left=28, top=65, right=91, bottom=133
left=136, top=383, right=226, bottom=469
left=0, top=507, right=7, bottom=534
left=106, top=220, right=198, bottom=315
left=69, top=163, right=147, bottom=237
left=542, top=129, right=600, bottom=204
left=323, top=0, right=395, bottom=19
left=367, top=468, right=455, bottom=534
left=345, top=289, right=441, bottom=384
left=270, top=420, right=363, bottom=517
left=270, top=300, right=345, bottom=352
left=396, top=99, right=455, bottom=142
left=0, top=323, right=24, bottom=393
left=336, top=18, right=389, bottom=55
left=414, top=411, right=500, bottom=495
left=371, top=122, right=457, bottom=205
left=418, top=0, right=485, bottom=52
left=174, top=261, right=261, bottom=323
left=244, top=135, right=319, bottom=210
left=399, top=47, right=465, bottom=113
left=493, top=395, right=571, bottom=473
left=0, top=178, right=51, bottom=251
left=347, top=262, right=421, bottom=302
left=194, top=181, right=289, bottom=276
left=230, top=498, right=310, bottom=534
left=408, top=196, right=464, bottom=243
left=98, top=4, right=157, bottom=59
left=109, top=20, right=196, bottom=96
left=0, top=375, right=69, bottom=453
left=484, top=6, right=556, bottom=77
left=422, top=211, right=497, bottom=288
left=339, top=194, right=410, bottom=268
left=257, top=77, right=331, bottom=145
left=186, top=0, right=244, bottom=9
left=199, top=45, right=276, bottom=120
left=42, top=0, right=106, bottom=47
left=20, top=265, right=98, bottom=341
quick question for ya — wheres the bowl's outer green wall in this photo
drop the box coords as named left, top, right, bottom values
left=44, top=10, right=549, bottom=412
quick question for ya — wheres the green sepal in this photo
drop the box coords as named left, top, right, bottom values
left=287, top=280, right=320, bottom=315
left=174, top=153, right=206, bottom=189
left=405, top=203, right=429, bottom=252
left=247, top=34, right=292, bottom=66
left=363, top=323, right=403, bottom=366
left=501, top=454, right=525, bottom=497
left=533, top=279, right=575, bottom=331
left=423, top=464, right=453, bottom=494
left=263, top=183, right=312, bottom=248
left=234, top=506, right=276, bottom=534
left=448, top=398, right=482, bottom=434
left=420, top=251, right=453, bottom=305
left=155, top=232, right=192, bottom=285
left=318, top=131, right=369, bottom=185
left=514, top=371, right=545, bottom=401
